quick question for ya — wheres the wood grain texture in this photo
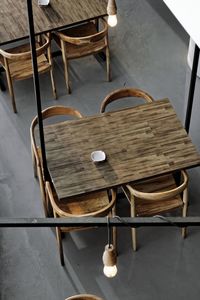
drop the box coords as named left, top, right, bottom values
left=0, top=0, right=107, bottom=46
left=44, top=99, right=200, bottom=200
left=30, top=105, right=83, bottom=216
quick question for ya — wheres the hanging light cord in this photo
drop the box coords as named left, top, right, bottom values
left=107, top=216, right=111, bottom=248
left=153, top=215, right=178, bottom=227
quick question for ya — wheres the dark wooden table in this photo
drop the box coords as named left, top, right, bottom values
left=0, top=0, right=107, bottom=90
left=44, top=99, right=200, bottom=200
left=0, top=0, right=107, bottom=46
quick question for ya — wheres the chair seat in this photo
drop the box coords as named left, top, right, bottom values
left=59, top=190, right=110, bottom=216
left=54, top=22, right=106, bottom=59
left=0, top=43, right=51, bottom=80
left=126, top=174, right=183, bottom=216
left=53, top=188, right=111, bottom=232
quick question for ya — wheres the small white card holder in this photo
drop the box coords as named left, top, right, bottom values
left=38, top=0, right=50, bottom=6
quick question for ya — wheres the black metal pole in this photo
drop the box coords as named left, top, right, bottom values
left=0, top=216, right=200, bottom=228
left=185, top=43, right=200, bottom=133
left=26, top=0, right=49, bottom=181
left=0, top=73, right=6, bottom=91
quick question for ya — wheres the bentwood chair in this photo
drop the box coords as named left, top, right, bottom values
left=123, top=170, right=189, bottom=251
left=0, top=34, right=57, bottom=113
left=100, top=87, right=155, bottom=200
left=65, top=295, right=104, bottom=300
left=100, top=88, right=189, bottom=251
left=53, top=18, right=110, bottom=94
left=46, top=181, right=116, bottom=266
left=100, top=87, right=154, bottom=113
left=30, top=105, right=82, bottom=217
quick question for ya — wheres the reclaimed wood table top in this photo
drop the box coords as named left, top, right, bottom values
left=0, top=0, right=107, bottom=46
left=44, top=99, right=200, bottom=200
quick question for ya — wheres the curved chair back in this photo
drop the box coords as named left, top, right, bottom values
left=46, top=181, right=116, bottom=218
left=126, top=170, right=188, bottom=201
left=0, top=35, right=50, bottom=61
left=57, top=18, right=108, bottom=46
left=65, top=295, right=104, bottom=300
left=100, top=87, right=154, bottom=113
left=30, top=105, right=83, bottom=216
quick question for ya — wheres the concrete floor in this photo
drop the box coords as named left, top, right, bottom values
left=1, top=0, right=200, bottom=299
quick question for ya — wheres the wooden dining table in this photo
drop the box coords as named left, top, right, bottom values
left=0, top=0, right=107, bottom=91
left=0, top=0, right=107, bottom=46
left=43, top=99, right=200, bottom=201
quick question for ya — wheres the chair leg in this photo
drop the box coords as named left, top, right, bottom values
left=56, top=227, right=65, bottom=266
left=6, top=73, right=17, bottom=113
left=46, top=195, right=54, bottom=218
left=106, top=46, right=111, bottom=82
left=61, top=40, right=71, bottom=94
left=39, top=167, right=49, bottom=217
left=111, top=204, right=117, bottom=253
left=49, top=69, right=57, bottom=99
left=182, top=189, right=188, bottom=238
left=131, top=228, right=137, bottom=251
left=31, top=146, right=38, bottom=178
left=130, top=195, right=137, bottom=251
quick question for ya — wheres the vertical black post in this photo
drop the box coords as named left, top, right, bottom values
left=185, top=43, right=200, bottom=133
left=0, top=73, right=6, bottom=91
left=26, top=0, right=49, bottom=181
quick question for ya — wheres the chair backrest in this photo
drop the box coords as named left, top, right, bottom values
left=0, top=34, right=50, bottom=61
left=46, top=181, right=116, bottom=217
left=126, top=170, right=188, bottom=201
left=57, top=18, right=108, bottom=46
left=100, top=87, right=155, bottom=113
left=65, top=294, right=104, bottom=300
left=30, top=105, right=83, bottom=166
left=30, top=106, right=83, bottom=215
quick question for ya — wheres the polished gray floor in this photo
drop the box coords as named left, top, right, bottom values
left=1, top=1, right=200, bottom=299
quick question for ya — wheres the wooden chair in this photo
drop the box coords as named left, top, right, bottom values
left=65, top=295, right=104, bottom=300
left=100, top=87, right=155, bottom=200
left=46, top=181, right=117, bottom=266
left=53, top=18, right=110, bottom=94
left=100, top=87, right=154, bottom=113
left=122, top=170, right=189, bottom=251
left=100, top=88, right=189, bottom=250
left=30, top=105, right=82, bottom=217
left=0, top=34, right=56, bottom=113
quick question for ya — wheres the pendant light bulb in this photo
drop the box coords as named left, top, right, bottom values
left=103, top=265, right=117, bottom=278
left=102, top=244, right=117, bottom=278
left=108, top=15, right=117, bottom=27
left=107, top=0, right=117, bottom=27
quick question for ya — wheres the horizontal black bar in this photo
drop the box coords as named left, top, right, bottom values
left=1, top=217, right=200, bottom=228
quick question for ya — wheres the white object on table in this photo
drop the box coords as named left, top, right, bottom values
left=91, top=151, right=106, bottom=163
left=38, top=0, right=50, bottom=6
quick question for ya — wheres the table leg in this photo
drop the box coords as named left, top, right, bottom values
left=185, top=43, right=200, bottom=133
left=0, top=66, right=6, bottom=91
left=94, top=17, right=99, bottom=31
left=95, top=17, right=106, bottom=61
left=0, top=76, right=6, bottom=91
left=95, top=51, right=106, bottom=62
